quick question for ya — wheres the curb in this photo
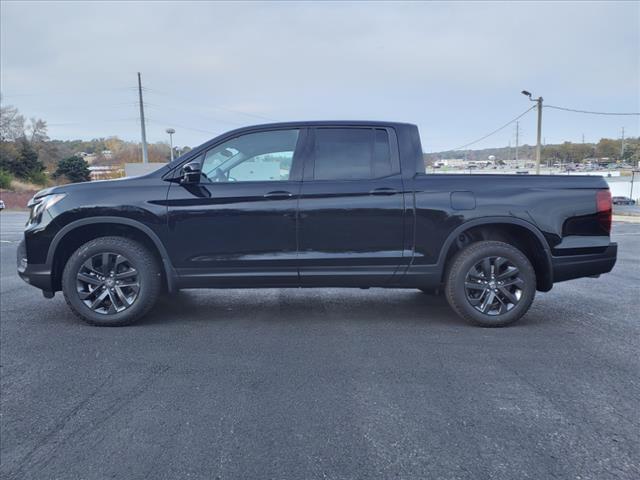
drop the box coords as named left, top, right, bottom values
left=613, top=215, right=640, bottom=224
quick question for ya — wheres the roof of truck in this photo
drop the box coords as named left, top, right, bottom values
left=238, top=120, right=416, bottom=128
left=168, top=120, right=419, bottom=167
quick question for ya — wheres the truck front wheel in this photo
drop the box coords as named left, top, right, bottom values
left=444, top=241, right=536, bottom=327
left=62, top=236, right=162, bottom=326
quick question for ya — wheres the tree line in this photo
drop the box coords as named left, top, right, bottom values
left=1, top=100, right=188, bottom=189
left=425, top=137, right=640, bottom=166
left=2, top=99, right=637, bottom=191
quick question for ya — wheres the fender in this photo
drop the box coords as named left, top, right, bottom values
left=435, top=216, right=554, bottom=290
left=47, top=216, right=178, bottom=292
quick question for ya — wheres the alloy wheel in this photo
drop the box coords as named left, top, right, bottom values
left=76, top=252, right=140, bottom=314
left=464, top=256, right=524, bottom=316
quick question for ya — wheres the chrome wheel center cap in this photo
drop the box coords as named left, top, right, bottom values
left=105, top=278, right=115, bottom=288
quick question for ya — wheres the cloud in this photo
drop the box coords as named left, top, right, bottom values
left=1, top=1, right=638, bottom=149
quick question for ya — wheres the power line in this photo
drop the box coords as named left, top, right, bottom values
left=1, top=87, right=138, bottom=98
left=449, top=105, right=536, bottom=151
left=545, top=105, right=640, bottom=116
left=142, top=102, right=245, bottom=127
left=146, top=118, right=219, bottom=136
left=143, top=87, right=278, bottom=122
left=1, top=102, right=139, bottom=111
left=46, top=118, right=140, bottom=127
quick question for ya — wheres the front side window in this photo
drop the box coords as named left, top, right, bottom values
left=312, top=128, right=394, bottom=180
left=201, top=129, right=299, bottom=182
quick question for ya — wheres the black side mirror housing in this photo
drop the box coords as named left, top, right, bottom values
left=181, top=161, right=201, bottom=184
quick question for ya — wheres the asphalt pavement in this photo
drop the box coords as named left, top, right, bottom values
left=1, top=211, right=639, bottom=480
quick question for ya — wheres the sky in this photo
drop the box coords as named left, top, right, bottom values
left=1, top=1, right=639, bottom=152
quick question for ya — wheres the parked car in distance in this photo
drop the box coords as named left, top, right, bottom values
left=0, top=199, right=5, bottom=211
left=612, top=196, right=636, bottom=205
left=18, top=121, right=617, bottom=327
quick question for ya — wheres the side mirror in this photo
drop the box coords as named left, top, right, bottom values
left=181, top=161, right=201, bottom=184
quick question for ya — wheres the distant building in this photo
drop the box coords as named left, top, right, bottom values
left=88, top=165, right=123, bottom=180
left=584, top=157, right=616, bottom=167
left=434, top=158, right=494, bottom=169
left=434, top=158, right=466, bottom=168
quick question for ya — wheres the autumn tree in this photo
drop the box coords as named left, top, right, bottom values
left=595, top=138, right=620, bottom=159
left=27, top=118, right=49, bottom=144
left=0, top=102, right=25, bottom=141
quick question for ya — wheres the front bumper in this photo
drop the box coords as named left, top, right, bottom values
left=552, top=243, right=617, bottom=283
left=17, top=239, right=54, bottom=292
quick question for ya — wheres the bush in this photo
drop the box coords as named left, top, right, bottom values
left=27, top=169, right=48, bottom=186
left=5, top=139, right=46, bottom=180
left=0, top=169, right=12, bottom=189
left=54, top=156, right=91, bottom=183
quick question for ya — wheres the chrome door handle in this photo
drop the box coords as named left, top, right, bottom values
left=264, top=191, right=293, bottom=199
left=369, top=187, right=398, bottom=196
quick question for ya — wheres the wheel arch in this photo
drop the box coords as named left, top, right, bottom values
left=438, top=217, right=553, bottom=291
left=48, top=217, right=177, bottom=292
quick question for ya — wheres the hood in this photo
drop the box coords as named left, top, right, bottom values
left=34, top=166, right=169, bottom=199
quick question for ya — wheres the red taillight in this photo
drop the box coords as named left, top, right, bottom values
left=596, top=189, right=612, bottom=234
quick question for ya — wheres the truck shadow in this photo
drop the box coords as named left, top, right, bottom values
left=144, top=289, right=469, bottom=327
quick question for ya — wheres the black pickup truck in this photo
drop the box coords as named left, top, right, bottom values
left=18, top=121, right=617, bottom=327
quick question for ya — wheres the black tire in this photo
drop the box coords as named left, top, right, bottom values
left=62, top=236, right=162, bottom=326
left=444, top=241, right=536, bottom=327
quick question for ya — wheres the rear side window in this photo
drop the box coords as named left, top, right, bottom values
left=373, top=129, right=392, bottom=178
left=312, top=128, right=394, bottom=180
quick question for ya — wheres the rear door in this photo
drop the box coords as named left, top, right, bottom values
left=297, top=126, right=406, bottom=286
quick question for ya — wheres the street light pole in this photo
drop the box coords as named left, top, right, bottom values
left=522, top=90, right=543, bottom=175
left=166, top=128, right=175, bottom=162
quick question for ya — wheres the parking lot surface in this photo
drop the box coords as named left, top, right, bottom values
left=1, top=211, right=639, bottom=480
left=614, top=204, right=640, bottom=217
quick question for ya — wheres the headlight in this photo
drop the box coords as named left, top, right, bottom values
left=27, top=193, right=66, bottom=224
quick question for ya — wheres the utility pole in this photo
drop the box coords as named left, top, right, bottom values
left=521, top=90, right=543, bottom=175
left=515, top=121, right=519, bottom=168
left=582, top=133, right=585, bottom=144
left=137, top=72, right=149, bottom=164
left=534, top=98, right=542, bottom=175
left=621, top=127, right=625, bottom=159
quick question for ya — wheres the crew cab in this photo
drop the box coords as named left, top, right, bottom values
left=18, top=121, right=617, bottom=327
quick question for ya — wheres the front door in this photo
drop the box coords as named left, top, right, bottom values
left=166, top=128, right=305, bottom=287
left=297, top=127, right=406, bottom=286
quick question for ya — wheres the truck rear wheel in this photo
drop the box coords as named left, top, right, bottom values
left=62, top=236, right=161, bottom=326
left=444, top=241, right=536, bottom=327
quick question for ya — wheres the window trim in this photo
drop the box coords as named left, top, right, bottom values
left=304, top=126, right=400, bottom=182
